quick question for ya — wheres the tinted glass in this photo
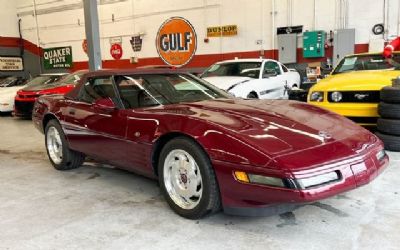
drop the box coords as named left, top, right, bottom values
left=58, top=71, right=87, bottom=86
left=114, top=74, right=229, bottom=108
left=333, top=54, right=400, bottom=74
left=26, top=75, right=64, bottom=87
left=79, top=77, right=116, bottom=103
left=263, top=61, right=281, bottom=76
left=202, top=62, right=262, bottom=78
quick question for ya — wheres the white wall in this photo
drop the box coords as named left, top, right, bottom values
left=0, top=0, right=19, bottom=37
left=14, top=0, right=400, bottom=63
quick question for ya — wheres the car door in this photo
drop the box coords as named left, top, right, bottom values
left=63, top=76, right=133, bottom=167
left=260, top=61, right=288, bottom=99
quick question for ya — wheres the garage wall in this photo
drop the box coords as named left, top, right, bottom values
left=8, top=0, right=400, bottom=74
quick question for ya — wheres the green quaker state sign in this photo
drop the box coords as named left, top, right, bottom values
left=43, top=46, right=73, bottom=69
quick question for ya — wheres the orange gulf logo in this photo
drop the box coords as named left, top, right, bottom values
left=156, top=17, right=197, bottom=67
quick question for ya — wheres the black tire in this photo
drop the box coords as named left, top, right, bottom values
left=380, top=86, right=400, bottom=103
left=377, top=118, right=400, bottom=136
left=376, top=132, right=400, bottom=152
left=158, top=137, right=221, bottom=219
left=378, top=102, right=400, bottom=119
left=45, top=120, right=85, bottom=170
left=247, top=92, right=258, bottom=99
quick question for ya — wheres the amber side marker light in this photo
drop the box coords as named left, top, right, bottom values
left=234, top=171, right=250, bottom=183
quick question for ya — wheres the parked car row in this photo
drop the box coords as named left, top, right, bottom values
left=0, top=55, right=394, bottom=219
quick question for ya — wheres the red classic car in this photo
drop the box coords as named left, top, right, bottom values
left=15, top=70, right=88, bottom=117
left=32, top=69, right=388, bottom=219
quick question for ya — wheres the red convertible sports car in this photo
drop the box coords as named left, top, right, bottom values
left=15, top=70, right=87, bottom=117
left=32, top=69, right=388, bottom=219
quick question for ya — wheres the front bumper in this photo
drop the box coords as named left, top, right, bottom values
left=213, top=145, right=388, bottom=216
left=308, top=102, right=378, bottom=126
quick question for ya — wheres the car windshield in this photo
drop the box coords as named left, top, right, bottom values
left=26, top=75, right=64, bottom=87
left=115, top=74, right=230, bottom=107
left=333, top=54, right=400, bottom=74
left=58, top=72, right=86, bottom=85
left=202, top=62, right=262, bottom=78
left=0, top=77, right=17, bottom=87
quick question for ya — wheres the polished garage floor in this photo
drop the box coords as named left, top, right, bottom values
left=0, top=116, right=399, bottom=250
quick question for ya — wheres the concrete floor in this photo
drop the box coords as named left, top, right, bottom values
left=0, top=115, right=399, bottom=250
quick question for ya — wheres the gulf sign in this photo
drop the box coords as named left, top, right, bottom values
left=156, top=17, right=197, bottom=67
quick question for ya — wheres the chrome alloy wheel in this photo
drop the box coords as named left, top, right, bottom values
left=163, top=149, right=203, bottom=210
left=46, top=126, right=63, bottom=164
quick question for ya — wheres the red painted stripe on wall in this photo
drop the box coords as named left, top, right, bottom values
left=0, top=36, right=42, bottom=56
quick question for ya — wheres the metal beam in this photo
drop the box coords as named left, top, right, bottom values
left=83, top=0, right=102, bottom=71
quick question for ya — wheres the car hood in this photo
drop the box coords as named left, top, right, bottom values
left=202, top=76, right=253, bottom=90
left=164, top=99, right=377, bottom=169
left=314, top=70, right=400, bottom=91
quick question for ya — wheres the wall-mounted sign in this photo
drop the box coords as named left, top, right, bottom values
left=0, top=56, right=23, bottom=71
left=277, top=25, right=303, bottom=35
left=82, top=39, right=88, bottom=55
left=43, top=46, right=73, bottom=69
left=109, top=36, right=122, bottom=45
left=156, top=17, right=197, bottom=67
left=207, top=25, right=238, bottom=37
left=130, top=35, right=143, bottom=52
left=110, top=43, right=123, bottom=60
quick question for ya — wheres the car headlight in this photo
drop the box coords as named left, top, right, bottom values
left=296, top=171, right=340, bottom=189
left=331, top=91, right=342, bottom=102
left=310, top=91, right=324, bottom=102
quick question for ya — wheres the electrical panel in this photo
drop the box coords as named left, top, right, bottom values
left=333, top=29, right=355, bottom=66
left=278, top=34, right=297, bottom=64
left=303, top=31, right=326, bottom=58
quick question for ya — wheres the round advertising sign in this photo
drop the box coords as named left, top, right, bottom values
left=156, top=17, right=197, bottom=67
left=110, top=43, right=123, bottom=60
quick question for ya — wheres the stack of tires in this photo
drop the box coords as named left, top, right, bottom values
left=377, top=85, right=400, bottom=151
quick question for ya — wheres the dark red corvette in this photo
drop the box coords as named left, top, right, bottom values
left=32, top=69, right=388, bottom=219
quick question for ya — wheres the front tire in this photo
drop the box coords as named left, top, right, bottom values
left=158, top=137, right=221, bottom=219
left=45, top=120, right=85, bottom=170
left=247, top=92, right=258, bottom=99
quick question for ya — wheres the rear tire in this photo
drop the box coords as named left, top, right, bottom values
left=380, top=86, right=400, bottom=103
left=376, top=132, right=400, bottom=152
left=158, top=137, right=221, bottom=219
left=378, top=102, right=400, bottom=119
left=377, top=118, right=400, bottom=136
left=45, top=120, right=85, bottom=170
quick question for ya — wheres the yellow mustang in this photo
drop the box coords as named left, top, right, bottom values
left=308, top=52, right=400, bottom=126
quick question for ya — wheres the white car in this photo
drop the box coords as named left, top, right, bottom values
left=201, top=59, right=301, bottom=99
left=0, top=82, right=26, bottom=113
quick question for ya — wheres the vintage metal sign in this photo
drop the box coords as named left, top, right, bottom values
left=207, top=25, right=238, bottom=37
left=43, top=46, right=73, bottom=69
left=130, top=35, right=143, bottom=52
left=156, top=17, right=197, bottom=67
left=0, top=56, right=23, bottom=71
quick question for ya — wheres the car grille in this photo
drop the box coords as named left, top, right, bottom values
left=327, top=91, right=380, bottom=103
left=346, top=116, right=378, bottom=125
left=14, top=100, right=35, bottom=116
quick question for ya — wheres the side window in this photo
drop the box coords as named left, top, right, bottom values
left=78, top=77, right=116, bottom=103
left=263, top=61, right=281, bottom=77
left=281, top=64, right=289, bottom=73
left=115, top=76, right=160, bottom=109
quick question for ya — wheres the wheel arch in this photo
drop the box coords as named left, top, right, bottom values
left=42, top=113, right=60, bottom=133
left=151, top=132, right=209, bottom=177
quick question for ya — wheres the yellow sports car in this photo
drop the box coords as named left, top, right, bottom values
left=308, top=52, right=400, bottom=126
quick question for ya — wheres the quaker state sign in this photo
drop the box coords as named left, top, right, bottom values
left=156, top=17, right=197, bottom=67
left=43, top=46, right=73, bottom=69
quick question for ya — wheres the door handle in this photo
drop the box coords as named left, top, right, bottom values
left=69, top=109, right=76, bottom=115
